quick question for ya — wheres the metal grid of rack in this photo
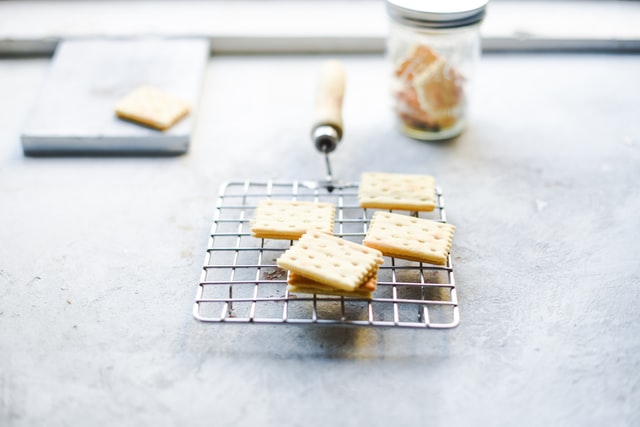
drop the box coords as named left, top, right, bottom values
left=193, top=180, right=459, bottom=329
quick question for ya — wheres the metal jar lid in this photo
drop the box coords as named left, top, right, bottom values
left=386, top=0, right=488, bottom=29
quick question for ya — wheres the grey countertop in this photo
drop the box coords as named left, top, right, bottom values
left=1, top=53, right=639, bottom=426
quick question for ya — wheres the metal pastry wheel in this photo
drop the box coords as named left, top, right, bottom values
left=192, top=61, right=459, bottom=329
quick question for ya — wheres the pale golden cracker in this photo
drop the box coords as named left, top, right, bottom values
left=394, top=44, right=440, bottom=82
left=363, top=212, right=455, bottom=266
left=412, top=58, right=464, bottom=129
left=287, top=272, right=377, bottom=299
left=358, top=172, right=437, bottom=211
left=114, top=86, right=190, bottom=131
left=250, top=200, right=335, bottom=240
left=276, top=232, right=383, bottom=292
left=413, top=58, right=464, bottom=113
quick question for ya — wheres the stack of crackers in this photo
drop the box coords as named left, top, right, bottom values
left=250, top=172, right=456, bottom=299
left=277, top=232, right=384, bottom=299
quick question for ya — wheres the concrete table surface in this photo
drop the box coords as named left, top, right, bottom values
left=0, top=53, right=638, bottom=426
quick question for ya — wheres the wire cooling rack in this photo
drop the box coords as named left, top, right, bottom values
left=193, top=180, right=459, bottom=329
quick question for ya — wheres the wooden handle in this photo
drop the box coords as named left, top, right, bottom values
left=312, top=60, right=345, bottom=139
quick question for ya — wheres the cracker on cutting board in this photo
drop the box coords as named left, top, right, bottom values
left=250, top=200, right=336, bottom=240
left=363, top=211, right=455, bottom=265
left=276, top=231, right=383, bottom=293
left=358, top=172, right=437, bottom=211
left=114, top=85, right=190, bottom=131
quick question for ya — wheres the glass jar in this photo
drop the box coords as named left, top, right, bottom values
left=386, top=0, right=488, bottom=141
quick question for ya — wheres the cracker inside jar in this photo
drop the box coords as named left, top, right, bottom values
left=393, top=45, right=465, bottom=133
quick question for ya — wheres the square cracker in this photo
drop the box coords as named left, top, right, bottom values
left=413, top=58, right=464, bottom=129
left=251, top=200, right=335, bottom=240
left=358, top=172, right=437, bottom=211
left=115, top=85, right=190, bottom=131
left=287, top=272, right=377, bottom=299
left=276, top=231, right=383, bottom=292
left=363, top=212, right=455, bottom=266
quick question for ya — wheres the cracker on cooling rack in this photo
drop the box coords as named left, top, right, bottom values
left=358, top=172, right=437, bottom=212
left=276, top=231, right=383, bottom=297
left=115, top=85, right=190, bottom=131
left=250, top=199, right=336, bottom=240
left=363, top=211, right=455, bottom=266
left=287, top=272, right=378, bottom=299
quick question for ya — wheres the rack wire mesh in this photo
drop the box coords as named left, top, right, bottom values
left=193, top=180, right=459, bottom=329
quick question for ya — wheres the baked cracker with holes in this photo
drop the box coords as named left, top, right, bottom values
left=363, top=211, right=455, bottom=265
left=287, top=272, right=378, bottom=299
left=250, top=200, right=335, bottom=240
left=276, top=231, right=383, bottom=297
left=358, top=172, right=437, bottom=211
left=114, top=85, right=190, bottom=131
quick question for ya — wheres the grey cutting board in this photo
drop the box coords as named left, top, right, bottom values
left=21, top=38, right=210, bottom=155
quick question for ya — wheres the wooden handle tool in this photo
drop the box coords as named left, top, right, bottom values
left=311, top=60, right=345, bottom=154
